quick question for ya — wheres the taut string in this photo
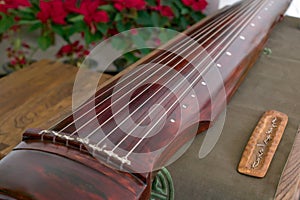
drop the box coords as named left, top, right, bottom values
left=121, top=0, right=268, bottom=158
left=74, top=0, right=257, bottom=143
left=52, top=0, right=266, bottom=163
left=53, top=1, right=248, bottom=133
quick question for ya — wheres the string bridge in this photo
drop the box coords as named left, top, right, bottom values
left=103, top=150, right=131, bottom=165
left=38, top=130, right=131, bottom=166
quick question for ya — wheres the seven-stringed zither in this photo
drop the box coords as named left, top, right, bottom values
left=0, top=0, right=292, bottom=199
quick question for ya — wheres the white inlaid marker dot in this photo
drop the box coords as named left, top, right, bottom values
left=217, top=63, right=222, bottom=68
left=170, top=119, right=175, bottom=123
left=250, top=23, right=255, bottom=27
left=191, top=94, right=196, bottom=98
left=201, top=81, right=207, bottom=86
left=239, top=35, right=245, bottom=40
left=226, top=51, right=232, bottom=56
left=182, top=104, right=187, bottom=109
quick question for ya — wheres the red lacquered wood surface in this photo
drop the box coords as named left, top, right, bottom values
left=0, top=149, right=150, bottom=200
left=0, top=0, right=292, bottom=199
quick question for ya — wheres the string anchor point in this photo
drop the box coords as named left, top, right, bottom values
left=120, top=156, right=131, bottom=165
left=103, top=150, right=131, bottom=165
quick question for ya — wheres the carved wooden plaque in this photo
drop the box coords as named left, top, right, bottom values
left=238, top=110, right=288, bottom=178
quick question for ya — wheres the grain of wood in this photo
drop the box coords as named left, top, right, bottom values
left=274, top=126, right=300, bottom=200
left=0, top=60, right=112, bottom=157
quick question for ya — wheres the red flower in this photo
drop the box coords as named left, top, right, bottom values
left=37, top=0, right=68, bottom=25
left=181, top=0, right=207, bottom=11
left=182, top=0, right=193, bottom=6
left=18, top=57, right=26, bottom=65
left=0, top=0, right=31, bottom=13
left=65, top=0, right=108, bottom=33
left=56, top=40, right=89, bottom=58
left=10, top=57, right=26, bottom=66
left=66, top=0, right=108, bottom=24
left=22, top=42, right=30, bottom=49
left=159, top=6, right=174, bottom=17
left=152, top=0, right=173, bottom=18
left=192, top=1, right=207, bottom=11
left=114, top=0, right=146, bottom=11
left=78, top=50, right=90, bottom=57
left=10, top=25, right=21, bottom=32
left=57, top=43, right=74, bottom=57
left=10, top=59, right=17, bottom=66
left=107, top=28, right=119, bottom=36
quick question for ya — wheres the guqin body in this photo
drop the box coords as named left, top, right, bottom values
left=0, top=0, right=292, bottom=199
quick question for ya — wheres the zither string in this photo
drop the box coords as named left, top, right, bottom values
left=53, top=1, right=250, bottom=133
left=75, top=0, right=258, bottom=143
left=120, top=0, right=267, bottom=157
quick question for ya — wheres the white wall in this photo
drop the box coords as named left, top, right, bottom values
left=285, top=0, right=300, bottom=18
left=218, top=0, right=242, bottom=8
left=205, top=0, right=300, bottom=18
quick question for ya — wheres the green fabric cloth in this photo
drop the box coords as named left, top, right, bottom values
left=167, top=16, right=300, bottom=200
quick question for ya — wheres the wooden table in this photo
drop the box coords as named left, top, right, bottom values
left=0, top=60, right=112, bottom=158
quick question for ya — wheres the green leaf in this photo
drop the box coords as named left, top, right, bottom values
left=28, top=22, right=42, bottom=32
left=116, top=21, right=126, bottom=32
left=18, top=19, right=40, bottom=25
left=73, top=21, right=89, bottom=33
left=114, top=13, right=122, bottom=21
left=52, top=24, right=72, bottom=43
left=158, top=16, right=169, bottom=27
left=151, top=12, right=160, bottom=27
left=179, top=17, right=188, bottom=29
left=84, top=31, right=93, bottom=45
left=96, top=23, right=109, bottom=35
left=61, top=27, right=76, bottom=42
left=123, top=52, right=139, bottom=63
left=174, top=0, right=185, bottom=10
left=136, top=11, right=152, bottom=26
left=0, top=14, right=14, bottom=33
left=18, top=7, right=36, bottom=14
left=99, top=4, right=115, bottom=12
left=180, top=7, right=190, bottom=15
left=52, top=24, right=64, bottom=37
left=38, top=35, right=52, bottom=51
left=16, top=10, right=35, bottom=20
left=173, top=0, right=190, bottom=15
left=68, top=15, right=84, bottom=23
left=191, top=12, right=205, bottom=22
left=140, top=48, right=152, bottom=55
left=31, top=0, right=41, bottom=11
left=170, top=4, right=180, bottom=18
left=146, top=0, right=157, bottom=6
left=160, top=0, right=172, bottom=6
left=124, top=23, right=132, bottom=31
left=84, top=30, right=101, bottom=45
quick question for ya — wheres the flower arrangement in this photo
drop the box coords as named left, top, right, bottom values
left=0, top=0, right=207, bottom=72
